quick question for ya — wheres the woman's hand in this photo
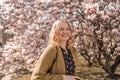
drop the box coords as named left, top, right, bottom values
left=63, top=75, right=81, bottom=80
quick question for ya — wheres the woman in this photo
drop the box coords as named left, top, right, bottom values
left=31, top=19, right=81, bottom=80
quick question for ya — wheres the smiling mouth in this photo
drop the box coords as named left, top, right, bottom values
left=61, top=35, right=69, bottom=37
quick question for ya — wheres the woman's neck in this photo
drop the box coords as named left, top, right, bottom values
left=58, top=41, right=67, bottom=50
left=58, top=41, right=69, bottom=54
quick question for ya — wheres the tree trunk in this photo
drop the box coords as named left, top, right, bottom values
left=105, top=55, right=120, bottom=78
left=111, top=55, right=120, bottom=74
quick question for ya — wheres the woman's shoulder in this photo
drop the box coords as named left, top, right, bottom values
left=41, top=45, right=58, bottom=56
left=68, top=45, right=77, bottom=52
left=45, top=44, right=58, bottom=52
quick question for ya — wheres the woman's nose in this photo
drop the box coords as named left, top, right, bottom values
left=63, top=29, right=68, bottom=33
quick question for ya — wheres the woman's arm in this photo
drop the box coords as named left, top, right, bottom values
left=31, top=45, right=63, bottom=80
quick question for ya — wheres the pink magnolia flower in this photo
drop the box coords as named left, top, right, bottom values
left=3, top=0, right=14, bottom=3
left=101, top=15, right=110, bottom=21
left=84, top=6, right=97, bottom=15
left=86, top=14, right=96, bottom=21
left=109, top=6, right=116, bottom=12
left=111, top=29, right=118, bottom=35
left=89, top=0, right=97, bottom=3
left=88, top=51, right=94, bottom=56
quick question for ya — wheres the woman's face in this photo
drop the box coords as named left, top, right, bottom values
left=58, top=21, right=71, bottom=42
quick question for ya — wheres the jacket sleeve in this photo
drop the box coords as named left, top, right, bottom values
left=31, top=45, right=63, bottom=80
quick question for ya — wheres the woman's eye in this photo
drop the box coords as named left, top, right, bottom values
left=67, top=28, right=70, bottom=30
left=60, top=28, right=64, bottom=31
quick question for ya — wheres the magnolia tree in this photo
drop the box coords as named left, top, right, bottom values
left=74, top=0, right=120, bottom=78
left=0, top=0, right=119, bottom=79
left=0, top=0, right=81, bottom=79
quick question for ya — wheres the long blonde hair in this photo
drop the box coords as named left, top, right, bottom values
left=48, top=19, right=74, bottom=47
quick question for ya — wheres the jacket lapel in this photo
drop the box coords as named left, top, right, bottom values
left=56, top=46, right=66, bottom=74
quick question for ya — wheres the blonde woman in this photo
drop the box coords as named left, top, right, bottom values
left=31, top=19, right=81, bottom=80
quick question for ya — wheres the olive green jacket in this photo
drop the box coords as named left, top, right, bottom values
left=31, top=45, right=79, bottom=80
